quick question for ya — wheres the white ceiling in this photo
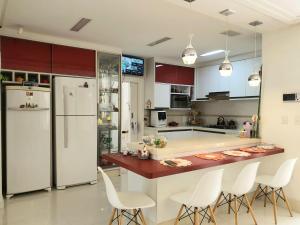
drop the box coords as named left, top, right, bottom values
left=0, top=0, right=298, bottom=64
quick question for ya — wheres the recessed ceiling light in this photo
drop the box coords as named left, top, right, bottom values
left=70, top=18, right=91, bottom=32
left=200, top=50, right=225, bottom=57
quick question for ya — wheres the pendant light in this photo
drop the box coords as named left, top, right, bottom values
left=219, top=10, right=233, bottom=77
left=248, top=21, right=263, bottom=87
left=182, top=34, right=197, bottom=65
left=219, top=50, right=232, bottom=77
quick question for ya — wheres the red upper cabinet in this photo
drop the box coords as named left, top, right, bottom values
left=155, top=63, right=194, bottom=85
left=155, top=63, right=178, bottom=83
left=1, top=36, right=52, bottom=72
left=177, top=66, right=194, bottom=85
left=52, top=45, right=96, bottom=77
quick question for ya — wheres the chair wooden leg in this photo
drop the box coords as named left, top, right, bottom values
left=194, top=207, right=200, bottom=225
left=140, top=210, right=148, bottom=225
left=118, top=209, right=123, bottom=225
left=108, top=208, right=116, bottom=225
left=272, top=190, right=278, bottom=225
left=264, top=186, right=268, bottom=207
left=281, top=188, right=293, bottom=217
left=234, top=196, right=238, bottom=225
left=208, top=205, right=217, bottom=225
left=133, top=209, right=138, bottom=225
left=174, top=204, right=185, bottom=225
left=213, top=192, right=223, bottom=213
left=245, top=194, right=258, bottom=225
left=228, top=194, right=232, bottom=214
left=250, top=185, right=260, bottom=207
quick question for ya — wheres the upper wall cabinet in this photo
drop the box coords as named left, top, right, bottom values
left=144, top=58, right=195, bottom=109
left=1, top=36, right=52, bottom=73
left=155, top=63, right=194, bottom=85
left=195, top=57, right=261, bottom=100
left=52, top=45, right=96, bottom=77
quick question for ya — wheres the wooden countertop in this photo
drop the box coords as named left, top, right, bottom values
left=102, top=147, right=284, bottom=179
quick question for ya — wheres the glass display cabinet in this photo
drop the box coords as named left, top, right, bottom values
left=97, top=52, right=121, bottom=167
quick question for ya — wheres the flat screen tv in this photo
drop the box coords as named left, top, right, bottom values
left=122, top=55, right=144, bottom=76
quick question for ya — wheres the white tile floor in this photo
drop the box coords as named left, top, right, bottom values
left=0, top=170, right=299, bottom=225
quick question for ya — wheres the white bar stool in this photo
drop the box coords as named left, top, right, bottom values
left=170, top=169, right=224, bottom=225
left=98, top=167, right=155, bottom=225
left=213, top=162, right=260, bottom=225
left=250, top=158, right=298, bottom=225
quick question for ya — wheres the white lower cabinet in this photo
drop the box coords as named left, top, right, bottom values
left=154, top=83, right=171, bottom=108
left=158, top=130, right=194, bottom=140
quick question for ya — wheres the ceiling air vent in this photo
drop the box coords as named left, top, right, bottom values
left=70, top=18, right=91, bottom=32
left=219, top=9, right=236, bottom=16
left=147, top=37, right=172, bottom=47
left=184, top=0, right=196, bottom=3
left=220, top=30, right=241, bottom=37
left=249, top=20, right=263, bottom=27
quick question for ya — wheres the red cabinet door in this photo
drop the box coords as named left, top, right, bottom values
left=155, top=63, right=194, bottom=85
left=52, top=45, right=96, bottom=77
left=177, top=66, right=194, bottom=85
left=155, top=63, right=178, bottom=83
left=1, top=36, right=52, bottom=72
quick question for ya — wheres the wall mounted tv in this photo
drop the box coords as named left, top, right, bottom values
left=122, top=55, right=144, bottom=76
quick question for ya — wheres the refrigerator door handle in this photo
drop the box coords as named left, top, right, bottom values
left=64, top=116, right=69, bottom=148
left=63, top=86, right=69, bottom=148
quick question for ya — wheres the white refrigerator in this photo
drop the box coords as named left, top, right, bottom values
left=54, top=76, right=97, bottom=189
left=6, top=86, right=51, bottom=197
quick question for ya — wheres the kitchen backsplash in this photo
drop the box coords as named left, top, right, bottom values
left=144, top=109, right=190, bottom=127
left=144, top=99, right=259, bottom=129
left=192, top=99, right=259, bottom=129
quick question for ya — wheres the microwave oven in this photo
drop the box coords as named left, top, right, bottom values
left=170, top=94, right=191, bottom=109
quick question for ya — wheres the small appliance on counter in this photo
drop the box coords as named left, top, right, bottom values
left=150, top=110, right=167, bottom=127
left=206, top=116, right=237, bottom=130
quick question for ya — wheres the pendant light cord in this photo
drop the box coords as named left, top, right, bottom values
left=254, top=29, right=257, bottom=58
left=226, top=16, right=229, bottom=52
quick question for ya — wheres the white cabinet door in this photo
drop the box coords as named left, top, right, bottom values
left=195, top=67, right=207, bottom=99
left=218, top=71, right=230, bottom=92
left=229, top=60, right=247, bottom=97
left=195, top=66, right=219, bottom=99
left=230, top=57, right=262, bottom=97
left=154, top=83, right=170, bottom=108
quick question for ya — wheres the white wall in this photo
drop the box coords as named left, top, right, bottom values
left=261, top=24, right=300, bottom=211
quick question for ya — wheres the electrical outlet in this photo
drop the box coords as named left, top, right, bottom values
left=281, top=116, right=288, bottom=125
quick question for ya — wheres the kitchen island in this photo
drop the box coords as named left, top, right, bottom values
left=103, top=134, right=284, bottom=225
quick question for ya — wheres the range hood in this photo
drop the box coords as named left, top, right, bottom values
left=206, top=91, right=230, bottom=100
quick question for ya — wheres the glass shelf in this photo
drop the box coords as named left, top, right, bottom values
left=97, top=52, right=121, bottom=168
